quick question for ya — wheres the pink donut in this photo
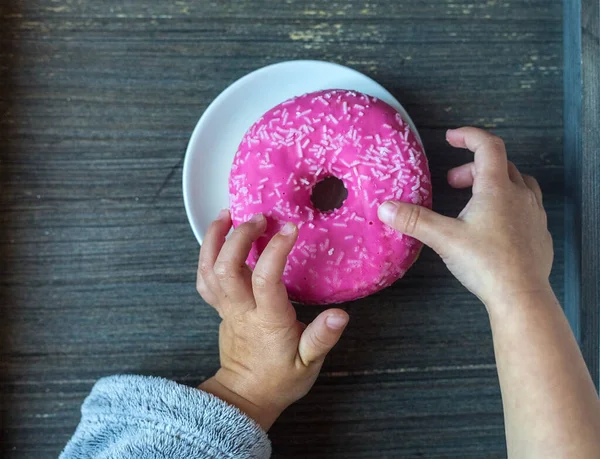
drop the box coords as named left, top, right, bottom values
left=229, top=89, right=432, bottom=304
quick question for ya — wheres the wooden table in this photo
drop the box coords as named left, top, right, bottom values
left=0, top=1, right=568, bottom=458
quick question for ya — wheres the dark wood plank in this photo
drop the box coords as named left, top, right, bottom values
left=0, top=0, right=564, bottom=458
left=563, top=0, right=600, bottom=390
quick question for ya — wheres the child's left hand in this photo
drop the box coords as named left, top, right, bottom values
left=196, top=210, right=349, bottom=431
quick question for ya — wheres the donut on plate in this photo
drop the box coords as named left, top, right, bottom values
left=229, top=89, right=432, bottom=304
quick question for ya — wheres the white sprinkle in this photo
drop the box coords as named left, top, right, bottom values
left=369, top=198, right=378, bottom=207
left=299, top=178, right=310, bottom=186
left=301, top=138, right=310, bottom=149
left=286, top=172, right=295, bottom=185
left=296, top=141, right=303, bottom=158
left=295, top=161, right=302, bottom=169
left=383, top=123, right=392, bottom=128
left=354, top=104, right=366, bottom=110
left=343, top=101, right=348, bottom=114
left=375, top=134, right=382, bottom=144
left=411, top=177, right=421, bottom=192
left=328, top=248, right=335, bottom=256
left=344, top=235, right=354, bottom=240
left=317, top=96, right=329, bottom=106
left=294, top=186, right=301, bottom=191
left=329, top=114, right=339, bottom=125
left=275, top=189, right=281, bottom=198
left=335, top=252, right=345, bottom=265
left=297, top=109, right=312, bottom=118
left=355, top=216, right=365, bottom=222
left=333, top=222, right=347, bottom=228
left=308, top=223, right=315, bottom=229
left=319, top=227, right=328, bottom=233
left=259, top=177, right=269, bottom=184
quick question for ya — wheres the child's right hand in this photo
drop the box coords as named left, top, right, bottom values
left=378, top=127, right=554, bottom=311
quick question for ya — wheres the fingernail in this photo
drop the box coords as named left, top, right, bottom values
left=217, top=208, right=230, bottom=220
left=378, top=201, right=399, bottom=224
left=326, top=314, right=348, bottom=330
left=250, top=213, right=264, bottom=224
left=280, top=222, right=297, bottom=236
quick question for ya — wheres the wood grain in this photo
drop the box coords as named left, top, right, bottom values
left=1, top=1, right=564, bottom=457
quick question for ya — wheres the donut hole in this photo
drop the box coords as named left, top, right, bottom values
left=310, top=176, right=348, bottom=212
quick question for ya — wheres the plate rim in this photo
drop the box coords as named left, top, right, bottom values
left=183, top=60, right=422, bottom=245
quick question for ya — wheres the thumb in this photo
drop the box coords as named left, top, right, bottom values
left=298, top=309, right=349, bottom=366
left=377, top=201, right=456, bottom=254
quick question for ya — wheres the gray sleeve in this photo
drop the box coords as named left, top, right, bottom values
left=59, top=374, right=271, bottom=459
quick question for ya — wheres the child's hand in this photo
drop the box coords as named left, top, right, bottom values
left=378, top=127, right=553, bottom=310
left=196, top=211, right=349, bottom=430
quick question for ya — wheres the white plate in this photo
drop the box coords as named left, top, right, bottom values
left=183, top=60, right=422, bottom=244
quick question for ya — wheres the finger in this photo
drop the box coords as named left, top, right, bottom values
left=507, top=161, right=525, bottom=185
left=448, top=160, right=523, bottom=189
left=252, top=222, right=298, bottom=325
left=213, top=213, right=267, bottom=307
left=447, top=162, right=476, bottom=189
left=196, top=255, right=220, bottom=307
left=198, top=209, right=232, bottom=298
left=522, top=175, right=543, bottom=206
left=299, top=309, right=349, bottom=366
left=446, top=127, right=510, bottom=185
left=378, top=201, right=458, bottom=256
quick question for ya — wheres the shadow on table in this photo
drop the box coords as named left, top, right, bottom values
left=0, top=0, right=20, bottom=450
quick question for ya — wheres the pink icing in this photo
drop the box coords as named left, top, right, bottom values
left=229, top=89, right=432, bottom=304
